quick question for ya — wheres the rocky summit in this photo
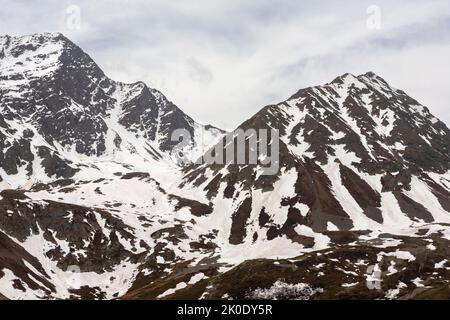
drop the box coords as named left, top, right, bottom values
left=1, top=33, right=450, bottom=300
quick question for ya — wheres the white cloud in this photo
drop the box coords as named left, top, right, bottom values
left=0, top=0, right=449, bottom=128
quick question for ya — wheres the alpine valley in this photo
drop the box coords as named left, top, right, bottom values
left=1, top=33, right=450, bottom=300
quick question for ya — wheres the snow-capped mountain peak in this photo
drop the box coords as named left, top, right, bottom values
left=182, top=70, right=450, bottom=245
left=0, top=33, right=224, bottom=188
left=0, top=33, right=79, bottom=82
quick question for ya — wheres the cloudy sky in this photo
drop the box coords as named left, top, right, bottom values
left=1, top=0, right=449, bottom=129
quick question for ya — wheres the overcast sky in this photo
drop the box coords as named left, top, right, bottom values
left=1, top=0, right=449, bottom=129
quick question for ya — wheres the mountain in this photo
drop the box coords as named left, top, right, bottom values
left=0, top=33, right=224, bottom=188
left=182, top=71, right=450, bottom=238
left=174, top=71, right=450, bottom=299
left=1, top=33, right=450, bottom=300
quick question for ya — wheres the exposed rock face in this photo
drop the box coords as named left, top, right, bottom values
left=1, top=33, right=450, bottom=300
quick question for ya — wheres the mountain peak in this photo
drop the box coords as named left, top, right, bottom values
left=0, top=32, right=70, bottom=49
left=360, top=71, right=378, bottom=78
left=330, top=71, right=388, bottom=87
left=330, top=72, right=363, bottom=87
left=357, top=71, right=388, bottom=84
left=1, top=34, right=450, bottom=301
left=0, top=33, right=225, bottom=186
left=0, top=32, right=83, bottom=96
left=0, top=31, right=65, bottom=41
left=246, top=70, right=449, bottom=175
left=0, top=32, right=77, bottom=67
left=339, top=72, right=358, bottom=79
